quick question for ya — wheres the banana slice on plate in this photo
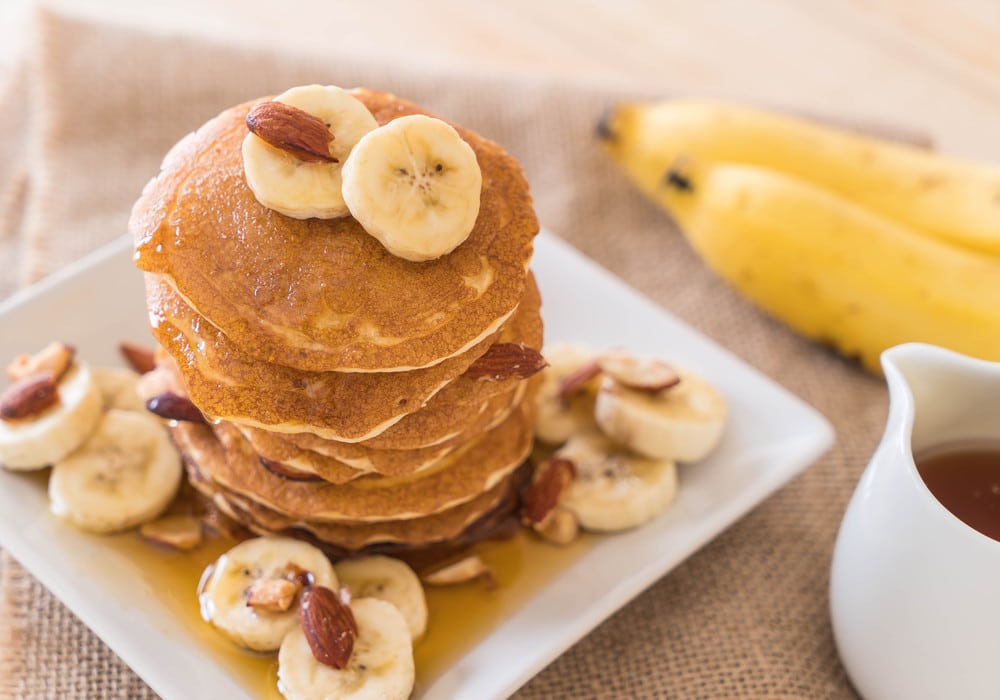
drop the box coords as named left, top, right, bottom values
left=278, top=597, right=414, bottom=700
left=0, top=363, right=102, bottom=470
left=594, top=359, right=727, bottom=462
left=341, top=114, right=482, bottom=262
left=333, top=555, right=428, bottom=641
left=91, top=366, right=146, bottom=413
left=534, top=343, right=602, bottom=445
left=199, top=536, right=338, bottom=652
left=242, top=84, right=379, bottom=219
left=48, top=408, right=182, bottom=533
left=556, top=430, right=678, bottom=532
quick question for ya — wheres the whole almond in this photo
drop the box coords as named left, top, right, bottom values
left=119, top=342, right=156, bottom=374
left=522, top=456, right=576, bottom=526
left=246, top=101, right=337, bottom=163
left=145, top=392, right=206, bottom=424
left=0, top=372, right=59, bottom=421
left=465, top=343, right=548, bottom=381
left=300, top=585, right=358, bottom=669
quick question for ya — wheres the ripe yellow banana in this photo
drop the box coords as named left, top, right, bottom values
left=656, top=160, right=1000, bottom=373
left=599, top=99, right=1000, bottom=256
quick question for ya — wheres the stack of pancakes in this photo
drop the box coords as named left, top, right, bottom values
left=129, top=89, right=541, bottom=557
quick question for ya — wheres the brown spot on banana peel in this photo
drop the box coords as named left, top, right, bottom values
left=663, top=166, right=694, bottom=193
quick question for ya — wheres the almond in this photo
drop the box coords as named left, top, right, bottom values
left=140, top=514, right=203, bottom=550
left=598, top=351, right=680, bottom=393
left=300, top=585, right=358, bottom=669
left=259, top=457, right=324, bottom=483
left=556, top=360, right=601, bottom=402
left=464, top=343, right=548, bottom=381
left=521, top=456, right=575, bottom=526
left=145, top=392, right=206, bottom=424
left=285, top=563, right=316, bottom=588
left=246, top=101, right=337, bottom=164
left=245, top=577, right=301, bottom=613
left=421, top=555, right=495, bottom=588
left=119, top=342, right=156, bottom=374
left=6, top=342, right=76, bottom=382
left=0, top=372, right=59, bottom=421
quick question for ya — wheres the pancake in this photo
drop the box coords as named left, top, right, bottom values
left=148, top=273, right=540, bottom=440
left=257, top=382, right=526, bottom=476
left=176, top=422, right=521, bottom=549
left=182, top=387, right=535, bottom=523
left=131, top=89, right=538, bottom=373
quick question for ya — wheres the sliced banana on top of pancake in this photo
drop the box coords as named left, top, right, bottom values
left=198, top=536, right=338, bottom=652
left=0, top=361, right=103, bottom=471
left=341, top=114, right=482, bottom=262
left=48, top=408, right=182, bottom=533
left=333, top=555, right=428, bottom=641
left=242, top=85, right=379, bottom=219
left=555, top=430, right=678, bottom=532
left=594, top=357, right=727, bottom=462
left=278, top=595, right=415, bottom=700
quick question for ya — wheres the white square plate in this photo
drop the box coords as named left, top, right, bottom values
left=0, top=230, right=833, bottom=699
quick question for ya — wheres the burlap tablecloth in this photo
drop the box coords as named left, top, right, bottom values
left=0, top=6, right=887, bottom=698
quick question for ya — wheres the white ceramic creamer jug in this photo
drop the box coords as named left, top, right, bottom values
left=830, top=343, right=1000, bottom=700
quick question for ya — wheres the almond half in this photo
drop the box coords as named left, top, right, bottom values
left=140, top=514, right=204, bottom=550
left=246, top=577, right=302, bottom=613
left=300, top=585, right=358, bottom=669
left=464, top=343, right=548, bottom=381
left=421, top=555, right=496, bottom=588
left=6, top=342, right=75, bottom=383
left=598, top=352, right=680, bottom=393
left=246, top=101, right=337, bottom=164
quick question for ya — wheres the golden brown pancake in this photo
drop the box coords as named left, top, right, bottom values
left=256, top=382, right=526, bottom=476
left=182, top=389, right=535, bottom=522
left=175, top=422, right=521, bottom=549
left=147, top=273, right=541, bottom=440
left=131, top=89, right=538, bottom=373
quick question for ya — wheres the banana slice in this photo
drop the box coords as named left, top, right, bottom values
left=278, top=597, right=414, bottom=700
left=594, top=365, right=727, bottom=461
left=333, top=555, right=428, bottom=641
left=341, top=114, right=482, bottom=262
left=534, top=343, right=602, bottom=445
left=0, top=363, right=102, bottom=470
left=48, top=408, right=181, bottom=533
left=242, top=85, right=378, bottom=219
left=92, top=366, right=146, bottom=413
left=198, top=536, right=338, bottom=651
left=556, top=430, right=678, bottom=532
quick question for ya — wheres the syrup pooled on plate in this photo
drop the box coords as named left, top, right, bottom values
left=104, top=526, right=591, bottom=698
left=916, top=443, right=1000, bottom=542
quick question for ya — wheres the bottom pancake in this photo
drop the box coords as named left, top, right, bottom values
left=178, top=422, right=529, bottom=553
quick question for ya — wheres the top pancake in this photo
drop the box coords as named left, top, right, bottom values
left=130, top=88, right=538, bottom=373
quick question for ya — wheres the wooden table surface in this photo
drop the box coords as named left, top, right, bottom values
left=29, top=0, right=1000, bottom=160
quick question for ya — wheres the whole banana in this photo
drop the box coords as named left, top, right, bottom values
left=599, top=99, right=1000, bottom=256
left=655, top=159, right=1000, bottom=373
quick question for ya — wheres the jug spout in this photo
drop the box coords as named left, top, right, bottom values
left=881, top=343, right=1000, bottom=455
